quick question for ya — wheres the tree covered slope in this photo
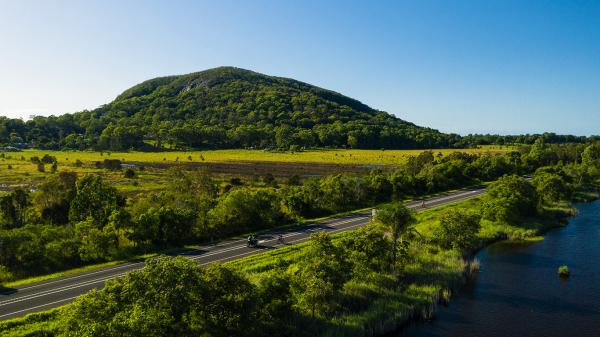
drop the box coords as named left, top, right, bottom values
left=5, top=67, right=461, bottom=150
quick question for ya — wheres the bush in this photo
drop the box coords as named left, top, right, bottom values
left=558, top=265, right=570, bottom=277
left=287, top=174, right=301, bottom=186
left=102, top=159, right=122, bottom=170
left=0, top=265, right=14, bottom=284
left=230, top=177, right=243, bottom=186
left=41, top=154, right=57, bottom=164
left=435, top=209, right=481, bottom=252
left=123, top=168, right=136, bottom=179
left=262, top=173, right=276, bottom=185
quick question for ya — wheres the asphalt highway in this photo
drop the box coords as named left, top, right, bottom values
left=0, top=186, right=485, bottom=321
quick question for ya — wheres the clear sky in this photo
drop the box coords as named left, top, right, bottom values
left=1, top=0, right=598, bottom=135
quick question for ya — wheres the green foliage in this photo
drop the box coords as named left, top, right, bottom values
left=33, top=171, right=77, bottom=225
left=0, top=188, right=30, bottom=229
left=123, top=168, right=135, bottom=179
left=74, top=218, right=119, bottom=262
left=582, top=142, right=600, bottom=167
left=374, top=202, right=416, bottom=269
left=208, top=188, right=288, bottom=236
left=532, top=169, right=572, bottom=204
left=290, top=232, right=351, bottom=317
left=59, top=257, right=258, bottom=337
left=0, top=141, right=597, bottom=307
left=0, top=264, right=14, bottom=284
left=558, top=265, right=570, bottom=277
left=68, top=175, right=124, bottom=227
left=481, top=175, right=537, bottom=223
left=340, top=224, right=391, bottom=275
left=435, top=209, right=481, bottom=252
left=132, top=206, right=195, bottom=246
left=0, top=67, right=462, bottom=151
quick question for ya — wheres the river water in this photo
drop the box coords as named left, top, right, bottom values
left=397, top=200, right=600, bottom=337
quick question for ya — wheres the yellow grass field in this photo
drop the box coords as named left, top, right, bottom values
left=18, top=145, right=512, bottom=166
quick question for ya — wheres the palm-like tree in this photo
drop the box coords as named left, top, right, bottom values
left=374, top=202, right=416, bottom=271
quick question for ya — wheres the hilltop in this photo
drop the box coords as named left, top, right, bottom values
left=0, top=67, right=461, bottom=150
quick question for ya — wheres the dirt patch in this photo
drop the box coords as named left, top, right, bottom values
left=139, top=160, right=396, bottom=179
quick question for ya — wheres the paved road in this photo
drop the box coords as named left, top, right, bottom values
left=0, top=186, right=485, bottom=321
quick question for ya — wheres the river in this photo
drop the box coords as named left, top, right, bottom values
left=396, top=200, right=600, bottom=337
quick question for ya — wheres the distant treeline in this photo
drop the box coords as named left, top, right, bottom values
left=461, top=133, right=598, bottom=146
left=0, top=114, right=596, bottom=152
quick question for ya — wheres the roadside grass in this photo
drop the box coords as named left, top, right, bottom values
left=0, top=309, right=60, bottom=337
left=2, top=246, right=199, bottom=289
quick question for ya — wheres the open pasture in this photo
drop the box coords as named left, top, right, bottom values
left=0, top=146, right=512, bottom=196
left=19, top=146, right=512, bottom=166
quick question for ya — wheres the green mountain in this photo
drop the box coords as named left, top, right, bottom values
left=0, top=67, right=461, bottom=150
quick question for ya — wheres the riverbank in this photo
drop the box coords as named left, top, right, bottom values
left=329, top=200, right=580, bottom=336
left=397, top=198, right=600, bottom=336
left=382, top=195, right=599, bottom=337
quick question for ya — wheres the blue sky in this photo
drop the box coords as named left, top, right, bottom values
left=1, top=0, right=598, bottom=135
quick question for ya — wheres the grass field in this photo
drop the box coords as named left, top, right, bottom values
left=0, top=146, right=513, bottom=196
left=18, top=146, right=512, bottom=166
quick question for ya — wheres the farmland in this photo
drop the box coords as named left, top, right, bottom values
left=0, top=146, right=512, bottom=196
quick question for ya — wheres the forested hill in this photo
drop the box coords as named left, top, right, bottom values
left=0, top=67, right=594, bottom=151
left=0, top=67, right=461, bottom=150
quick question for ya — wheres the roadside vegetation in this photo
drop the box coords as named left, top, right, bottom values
left=0, top=140, right=599, bottom=336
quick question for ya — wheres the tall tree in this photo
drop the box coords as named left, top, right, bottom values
left=374, top=202, right=416, bottom=271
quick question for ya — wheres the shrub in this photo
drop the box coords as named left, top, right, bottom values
left=558, top=265, right=570, bottom=277
left=41, top=154, right=57, bottom=164
left=287, top=174, right=302, bottom=186
left=102, top=159, right=122, bottom=170
left=123, top=168, right=136, bottom=179
left=0, top=265, right=14, bottom=284
left=262, top=173, right=276, bottom=186
left=230, top=177, right=243, bottom=186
